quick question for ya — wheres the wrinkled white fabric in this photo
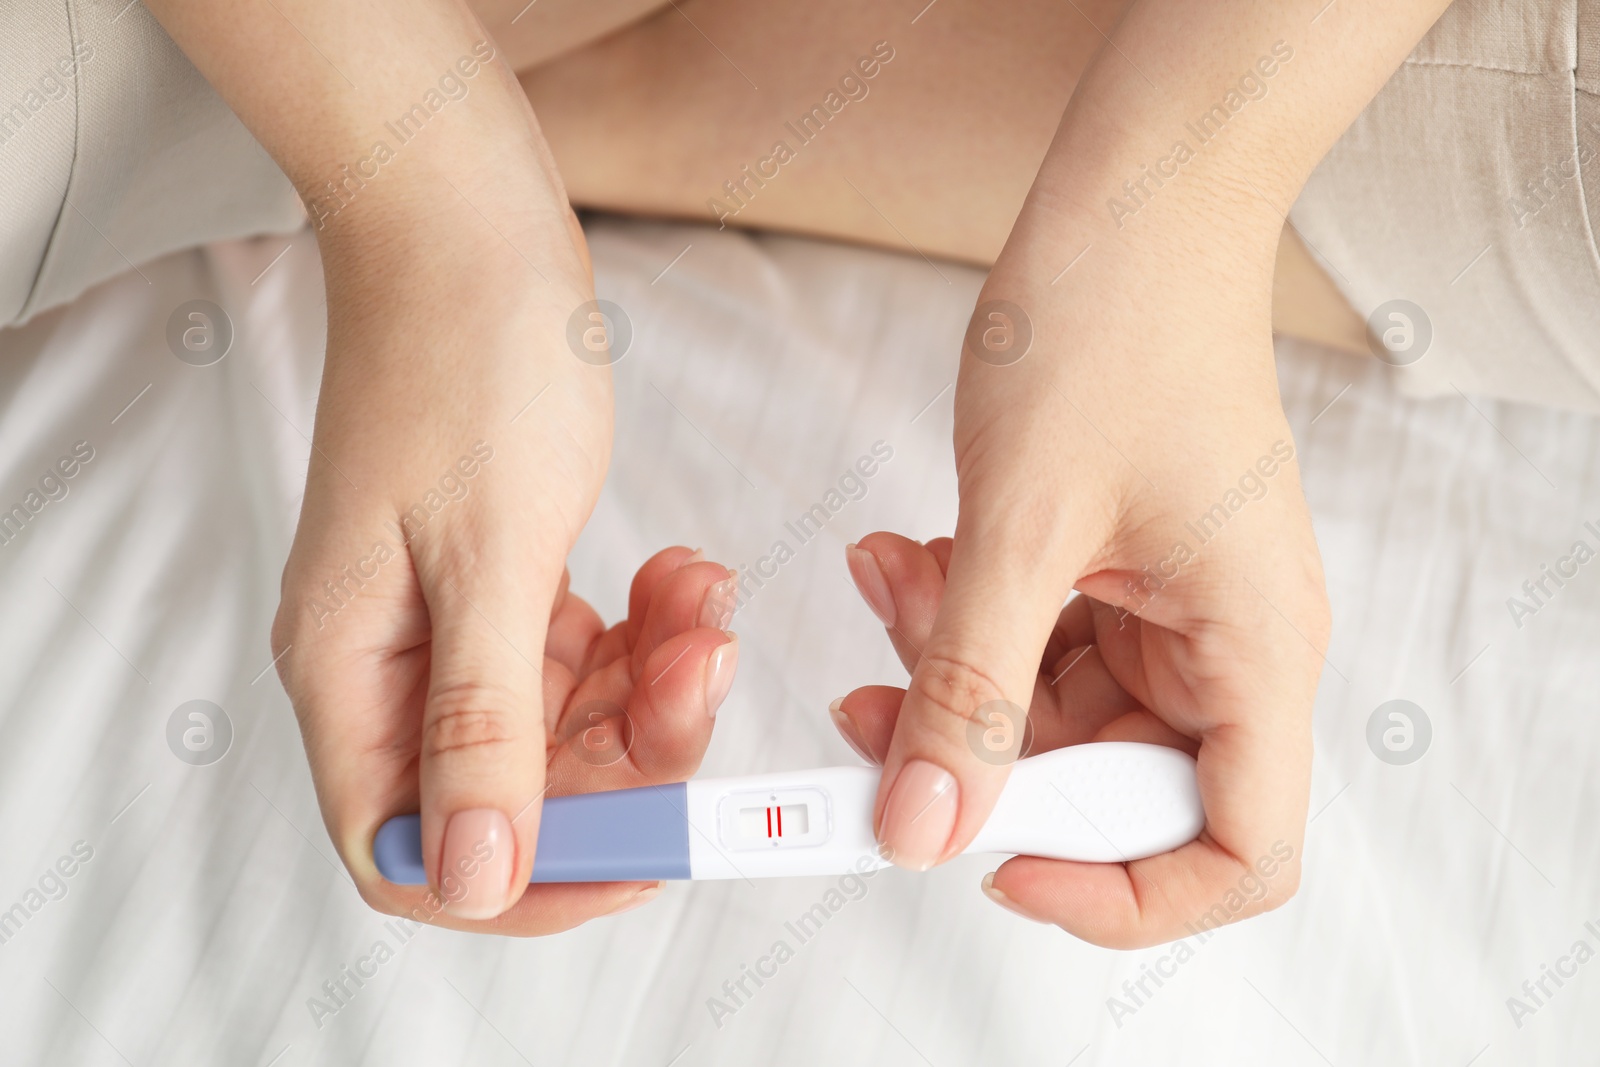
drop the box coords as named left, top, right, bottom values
left=0, top=217, right=1595, bottom=1066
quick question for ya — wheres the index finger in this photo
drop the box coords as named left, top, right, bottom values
left=984, top=714, right=1310, bottom=947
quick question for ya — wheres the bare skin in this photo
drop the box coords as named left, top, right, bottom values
left=144, top=0, right=1438, bottom=947
left=497, top=0, right=1370, bottom=354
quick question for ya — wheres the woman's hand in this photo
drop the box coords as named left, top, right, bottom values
left=139, top=0, right=733, bottom=930
left=846, top=225, right=1330, bottom=947
left=841, top=0, right=1449, bottom=949
left=276, top=510, right=739, bottom=932
left=271, top=190, right=740, bottom=932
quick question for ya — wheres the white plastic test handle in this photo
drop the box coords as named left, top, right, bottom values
left=683, top=741, right=1204, bottom=880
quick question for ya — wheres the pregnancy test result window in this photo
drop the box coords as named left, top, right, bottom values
left=719, top=788, right=830, bottom=850
left=737, top=803, right=810, bottom=840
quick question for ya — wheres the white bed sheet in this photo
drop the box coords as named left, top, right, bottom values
left=0, top=216, right=1596, bottom=1066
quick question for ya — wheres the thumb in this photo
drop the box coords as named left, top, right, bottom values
left=417, top=558, right=553, bottom=921
left=872, top=511, right=1101, bottom=871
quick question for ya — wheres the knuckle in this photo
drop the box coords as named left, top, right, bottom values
left=423, top=684, right=527, bottom=761
left=908, top=654, right=1011, bottom=736
left=1199, top=853, right=1303, bottom=930
left=269, top=585, right=328, bottom=686
left=269, top=604, right=298, bottom=669
left=268, top=604, right=316, bottom=726
left=1290, top=561, right=1334, bottom=656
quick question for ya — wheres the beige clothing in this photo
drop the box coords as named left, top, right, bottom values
left=1290, top=0, right=1600, bottom=412
left=0, top=1, right=302, bottom=327
left=4, top=0, right=1600, bottom=415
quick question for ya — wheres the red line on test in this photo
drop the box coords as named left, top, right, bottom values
left=766, top=806, right=772, bottom=838
left=777, top=806, right=783, bottom=836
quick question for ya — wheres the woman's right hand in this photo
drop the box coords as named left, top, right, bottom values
left=138, top=0, right=741, bottom=931
left=270, top=196, right=738, bottom=931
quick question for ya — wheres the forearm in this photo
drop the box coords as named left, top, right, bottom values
left=1005, top=0, right=1450, bottom=305
left=142, top=0, right=577, bottom=284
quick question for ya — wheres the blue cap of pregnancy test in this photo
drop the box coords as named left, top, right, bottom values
left=372, top=782, right=693, bottom=885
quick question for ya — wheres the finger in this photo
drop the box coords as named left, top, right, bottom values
left=414, top=536, right=556, bottom=922
left=580, top=546, right=705, bottom=677
left=582, top=622, right=630, bottom=679
left=1032, top=644, right=1144, bottom=749
left=843, top=546, right=1153, bottom=759
left=628, top=561, right=737, bottom=677
left=625, top=546, right=704, bottom=648
left=1042, top=593, right=1095, bottom=670
left=471, top=879, right=663, bottom=935
left=405, top=629, right=733, bottom=936
left=874, top=493, right=1111, bottom=871
left=273, top=548, right=623, bottom=941
left=845, top=534, right=947, bottom=674
left=539, top=653, right=579, bottom=736
left=573, top=553, right=732, bottom=694
left=546, top=569, right=604, bottom=677
left=549, top=627, right=736, bottom=792
left=551, top=548, right=737, bottom=785
left=985, top=711, right=1308, bottom=946
left=452, top=628, right=731, bottom=935
left=1090, top=708, right=1196, bottom=750
left=282, top=637, right=432, bottom=903
left=987, top=549, right=1319, bottom=944
left=628, top=629, right=737, bottom=780
left=374, top=877, right=665, bottom=938
left=985, top=831, right=1300, bottom=948
left=271, top=538, right=442, bottom=916
left=828, top=685, right=905, bottom=765
left=848, top=540, right=1099, bottom=715
left=839, top=666, right=1186, bottom=767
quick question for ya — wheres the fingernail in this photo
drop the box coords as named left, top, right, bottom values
left=845, top=545, right=896, bottom=627
left=677, top=548, right=705, bottom=569
left=608, top=881, right=664, bottom=915
left=878, top=759, right=958, bottom=871
left=981, top=872, right=1051, bottom=924
left=704, top=632, right=738, bottom=718
left=699, top=570, right=738, bottom=630
left=439, top=808, right=516, bottom=920
left=829, top=697, right=876, bottom=764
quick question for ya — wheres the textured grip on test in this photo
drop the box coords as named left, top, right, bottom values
left=373, top=782, right=693, bottom=885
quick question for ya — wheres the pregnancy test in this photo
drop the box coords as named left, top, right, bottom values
left=372, top=741, right=1203, bottom=884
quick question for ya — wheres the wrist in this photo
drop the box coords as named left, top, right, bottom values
left=314, top=158, right=578, bottom=278
left=1005, top=136, right=1288, bottom=292
left=998, top=27, right=1314, bottom=296
left=312, top=198, right=603, bottom=426
left=990, top=123, right=1291, bottom=365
